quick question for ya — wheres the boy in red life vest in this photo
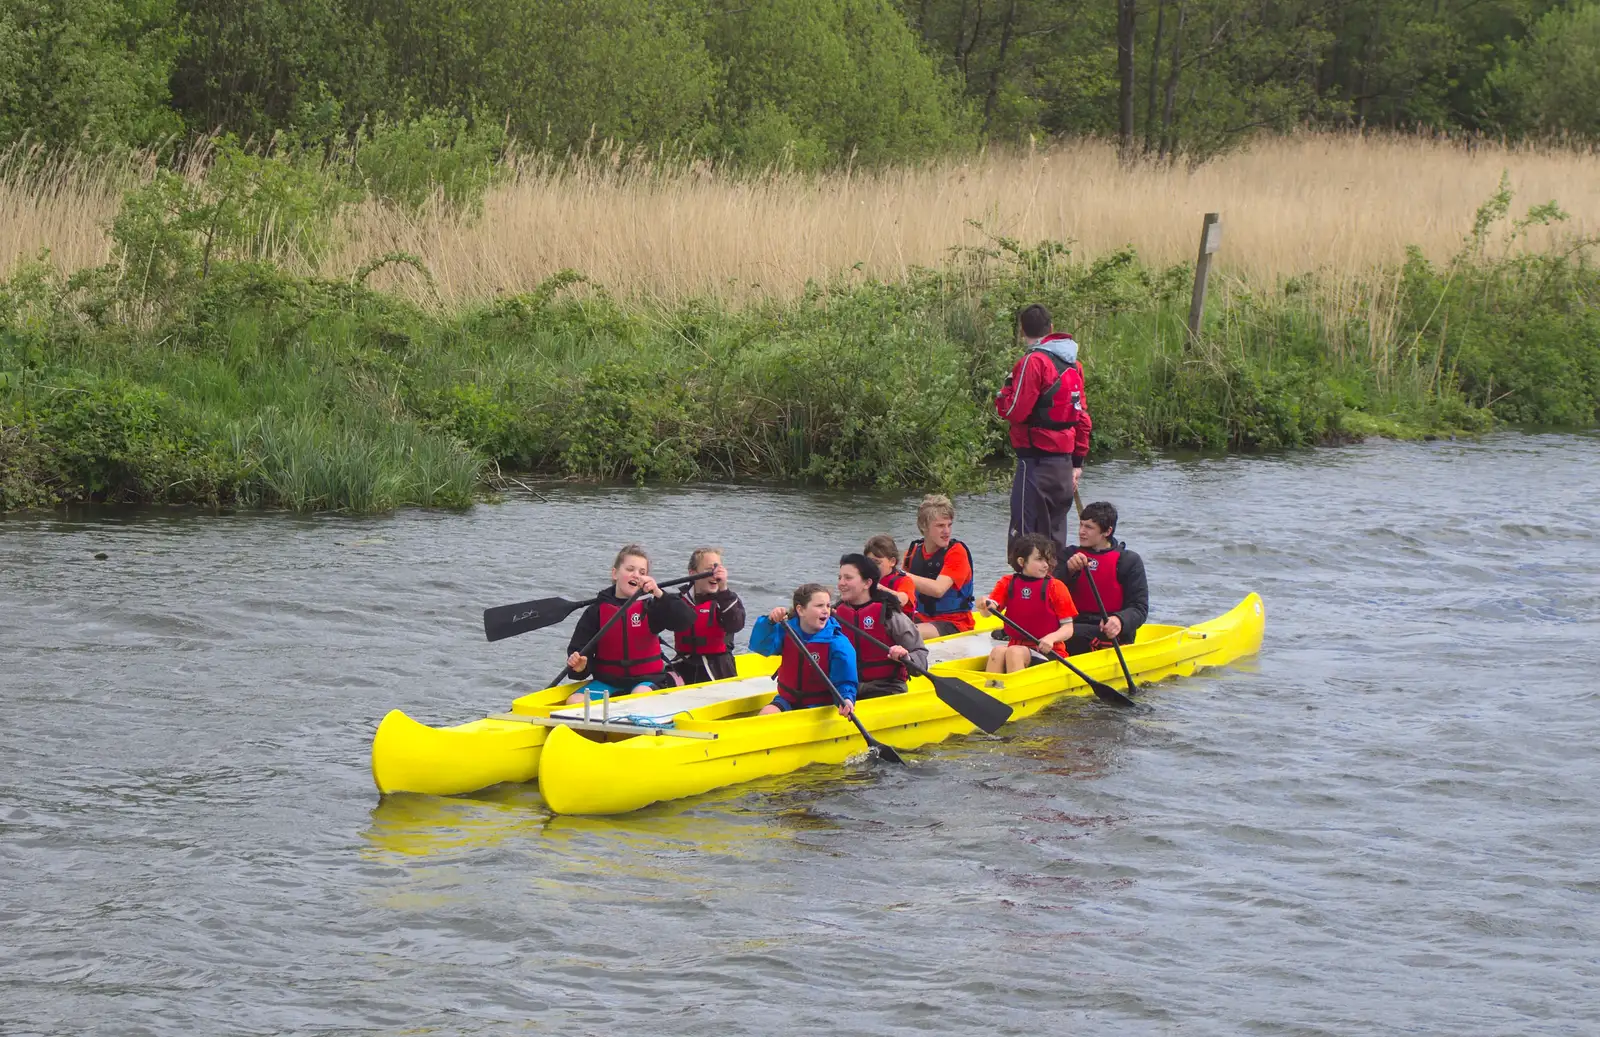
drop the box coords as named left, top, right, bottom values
left=749, top=583, right=859, bottom=717
left=902, top=494, right=977, bottom=638
left=977, top=533, right=1079, bottom=673
left=996, top=303, right=1093, bottom=559
left=667, top=546, right=747, bottom=685
left=564, top=544, right=694, bottom=704
left=1058, top=501, right=1148, bottom=656
left=834, top=553, right=927, bottom=699
left=864, top=534, right=916, bottom=615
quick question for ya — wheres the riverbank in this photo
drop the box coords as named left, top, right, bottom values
left=2, top=146, right=1596, bottom=512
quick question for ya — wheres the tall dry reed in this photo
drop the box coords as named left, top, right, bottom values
left=5, top=134, right=1599, bottom=306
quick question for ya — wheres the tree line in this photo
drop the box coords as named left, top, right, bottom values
left=0, top=0, right=1596, bottom=166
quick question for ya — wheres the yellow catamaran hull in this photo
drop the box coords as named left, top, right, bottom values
left=370, top=652, right=782, bottom=797
left=538, top=593, right=1265, bottom=816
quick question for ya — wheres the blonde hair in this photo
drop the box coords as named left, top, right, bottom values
left=612, top=543, right=650, bottom=570
left=688, top=546, right=722, bottom=571
left=915, top=493, right=955, bottom=534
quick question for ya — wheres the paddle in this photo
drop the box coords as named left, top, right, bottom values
left=831, top=613, right=1012, bottom=734
left=543, top=584, right=651, bottom=689
left=987, top=603, right=1136, bottom=709
left=484, top=569, right=713, bottom=642
left=777, top=615, right=907, bottom=765
left=1069, top=566, right=1139, bottom=697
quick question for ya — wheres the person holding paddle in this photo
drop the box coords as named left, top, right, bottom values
left=864, top=535, right=915, bottom=615
left=749, top=584, right=859, bottom=717
left=667, top=547, right=746, bottom=684
left=996, top=303, right=1092, bottom=560
left=564, top=544, right=694, bottom=704
left=834, top=554, right=927, bottom=699
left=1059, top=501, right=1148, bottom=656
left=977, top=533, right=1079, bottom=673
left=903, top=494, right=977, bottom=637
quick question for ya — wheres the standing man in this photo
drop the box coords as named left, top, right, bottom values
left=995, top=303, right=1093, bottom=558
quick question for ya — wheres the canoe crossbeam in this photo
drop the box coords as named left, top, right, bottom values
left=487, top=712, right=717, bottom=740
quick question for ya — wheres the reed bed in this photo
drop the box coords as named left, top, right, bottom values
left=6, top=134, right=1598, bottom=307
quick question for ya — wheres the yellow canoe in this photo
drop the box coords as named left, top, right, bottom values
left=370, top=619, right=1003, bottom=797
left=538, top=593, right=1265, bottom=816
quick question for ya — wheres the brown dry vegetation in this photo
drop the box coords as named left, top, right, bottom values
left=4, top=134, right=1599, bottom=306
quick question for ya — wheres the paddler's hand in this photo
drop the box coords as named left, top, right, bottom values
left=1064, top=553, right=1090, bottom=574
left=1099, top=615, right=1123, bottom=640
left=767, top=606, right=790, bottom=623
left=1071, top=467, right=1082, bottom=492
left=711, top=563, right=728, bottom=590
left=638, top=575, right=663, bottom=598
left=837, top=699, right=855, bottom=718
left=567, top=651, right=587, bottom=671
left=887, top=645, right=909, bottom=661
left=978, top=597, right=996, bottom=616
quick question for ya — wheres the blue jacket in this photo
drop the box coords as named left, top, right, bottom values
left=749, top=614, right=859, bottom=703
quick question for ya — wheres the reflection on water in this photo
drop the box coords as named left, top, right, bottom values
left=5, top=433, right=1599, bottom=1036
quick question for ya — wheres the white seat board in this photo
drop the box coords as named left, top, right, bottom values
left=550, top=674, right=774, bottom=724
left=925, top=632, right=994, bottom=665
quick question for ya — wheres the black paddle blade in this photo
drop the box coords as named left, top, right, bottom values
left=873, top=743, right=906, bottom=765
left=1090, top=680, right=1138, bottom=708
left=483, top=595, right=590, bottom=642
left=929, top=673, right=1012, bottom=733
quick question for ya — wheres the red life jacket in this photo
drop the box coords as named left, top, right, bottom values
left=592, top=597, right=665, bottom=683
left=834, top=598, right=905, bottom=684
left=1025, top=348, right=1086, bottom=432
left=1068, top=548, right=1125, bottom=616
left=1004, top=575, right=1060, bottom=644
left=674, top=592, right=729, bottom=656
left=774, top=633, right=835, bottom=710
left=882, top=568, right=916, bottom=615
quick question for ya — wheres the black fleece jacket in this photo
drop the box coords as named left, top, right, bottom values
left=565, top=586, right=695, bottom=678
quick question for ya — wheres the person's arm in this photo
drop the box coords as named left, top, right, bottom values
left=978, top=574, right=1011, bottom=615
left=996, top=353, right=1044, bottom=425
left=909, top=542, right=970, bottom=599
left=715, top=590, right=746, bottom=634
left=647, top=592, right=695, bottom=634
left=1072, top=365, right=1093, bottom=466
left=565, top=603, right=601, bottom=678
left=1036, top=580, right=1078, bottom=652
left=884, top=608, right=928, bottom=672
left=1111, top=552, right=1149, bottom=636
left=828, top=632, right=859, bottom=703
left=748, top=614, right=784, bottom=657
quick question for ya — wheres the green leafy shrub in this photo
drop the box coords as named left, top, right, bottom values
left=351, top=110, right=507, bottom=215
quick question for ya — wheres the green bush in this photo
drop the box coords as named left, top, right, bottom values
left=352, top=110, right=506, bottom=214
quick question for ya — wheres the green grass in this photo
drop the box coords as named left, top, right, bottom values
left=2, top=237, right=1595, bottom=513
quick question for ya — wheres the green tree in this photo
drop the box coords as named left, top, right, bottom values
left=1484, top=1, right=1600, bottom=138
left=711, top=0, right=974, bottom=167
left=166, top=0, right=389, bottom=142
left=0, top=0, right=183, bottom=149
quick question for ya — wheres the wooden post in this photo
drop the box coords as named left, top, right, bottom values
left=1186, top=212, right=1221, bottom=345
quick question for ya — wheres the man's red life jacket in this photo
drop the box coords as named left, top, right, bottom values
left=997, top=334, right=1089, bottom=455
left=834, top=598, right=906, bottom=684
left=674, top=593, right=729, bottom=656
left=774, top=634, right=835, bottom=710
left=592, top=598, right=665, bottom=683
left=1068, top=549, right=1125, bottom=617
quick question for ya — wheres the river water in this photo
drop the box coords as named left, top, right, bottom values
left=2, top=432, right=1597, bottom=1036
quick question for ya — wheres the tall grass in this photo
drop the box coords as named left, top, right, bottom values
left=6, top=134, right=1599, bottom=307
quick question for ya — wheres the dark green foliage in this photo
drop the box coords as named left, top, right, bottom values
left=0, top=0, right=184, bottom=150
